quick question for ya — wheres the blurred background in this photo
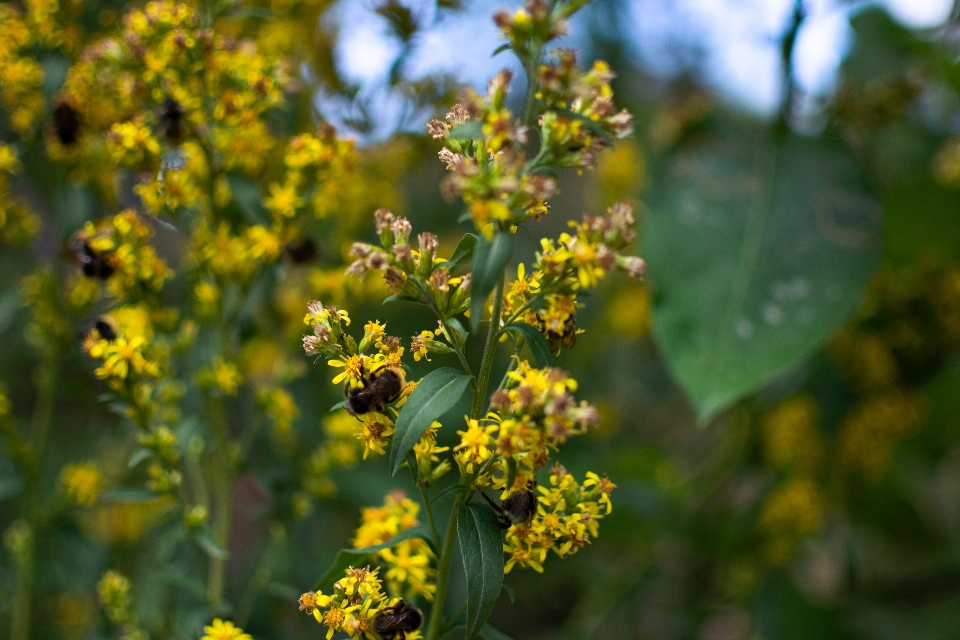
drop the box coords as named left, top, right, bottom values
left=3, top=0, right=960, bottom=638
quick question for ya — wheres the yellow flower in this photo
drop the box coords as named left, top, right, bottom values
left=60, top=462, right=102, bottom=507
left=201, top=618, right=252, bottom=640
left=328, top=354, right=366, bottom=388
left=264, top=181, right=302, bottom=218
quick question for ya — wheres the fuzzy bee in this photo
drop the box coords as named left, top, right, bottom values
left=481, top=482, right=538, bottom=529
left=158, top=97, right=186, bottom=145
left=283, top=239, right=318, bottom=264
left=372, top=600, right=423, bottom=640
left=67, top=235, right=115, bottom=280
left=53, top=100, right=81, bottom=146
left=90, top=316, right=118, bottom=341
left=345, top=363, right=405, bottom=417
left=536, top=314, right=577, bottom=354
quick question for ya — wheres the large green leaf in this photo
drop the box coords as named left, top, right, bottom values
left=389, top=368, right=473, bottom=476
left=470, top=233, right=514, bottom=332
left=645, top=131, right=881, bottom=422
left=313, top=526, right=431, bottom=591
left=458, top=502, right=504, bottom=640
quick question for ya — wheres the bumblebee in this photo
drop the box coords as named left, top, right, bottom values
left=481, top=481, right=538, bottom=529
left=282, top=239, right=318, bottom=264
left=53, top=100, right=80, bottom=146
left=345, top=363, right=405, bottom=417
left=536, top=314, right=577, bottom=354
left=158, top=97, right=186, bottom=145
left=67, top=235, right=114, bottom=280
left=372, top=600, right=423, bottom=640
left=91, top=316, right=118, bottom=341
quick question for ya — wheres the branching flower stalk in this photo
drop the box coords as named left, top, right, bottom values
left=299, top=2, right=639, bottom=639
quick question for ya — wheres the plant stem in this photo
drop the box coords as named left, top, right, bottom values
left=419, top=484, right=441, bottom=545
left=416, top=280, right=473, bottom=376
left=425, top=502, right=460, bottom=640
left=9, top=523, right=34, bottom=640
left=471, top=275, right=505, bottom=420
left=206, top=396, right=232, bottom=608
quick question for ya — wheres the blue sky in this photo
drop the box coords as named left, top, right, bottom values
left=327, top=0, right=951, bottom=136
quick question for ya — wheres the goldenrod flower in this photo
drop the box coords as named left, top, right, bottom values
left=60, top=462, right=102, bottom=507
left=201, top=618, right=252, bottom=640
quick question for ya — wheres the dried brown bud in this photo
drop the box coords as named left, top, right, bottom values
left=349, top=242, right=373, bottom=259
left=383, top=267, right=405, bottom=292
left=427, top=119, right=448, bottom=139
left=368, top=251, right=389, bottom=270
left=374, top=208, right=396, bottom=234
left=391, top=217, right=412, bottom=243
left=446, top=104, right=470, bottom=125
left=428, top=267, right=450, bottom=293
left=596, top=244, right=616, bottom=270
left=302, top=335, right=321, bottom=355
left=383, top=336, right=402, bottom=351
left=623, top=256, right=646, bottom=279
left=418, top=232, right=439, bottom=255
left=306, top=300, right=324, bottom=316
left=489, top=389, right=511, bottom=411
left=610, top=109, right=634, bottom=139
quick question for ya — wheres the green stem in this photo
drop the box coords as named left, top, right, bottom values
left=441, top=601, right=468, bottom=633
left=206, top=397, right=232, bottom=608
left=425, top=502, right=460, bottom=640
left=416, top=280, right=473, bottom=376
left=419, top=485, right=441, bottom=546
left=471, top=276, right=505, bottom=420
left=9, top=523, right=34, bottom=640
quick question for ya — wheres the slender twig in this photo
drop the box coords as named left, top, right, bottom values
left=776, top=0, right=806, bottom=132
left=206, top=396, right=232, bottom=608
left=419, top=484, right=441, bottom=546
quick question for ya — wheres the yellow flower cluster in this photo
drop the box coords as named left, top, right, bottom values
left=299, top=566, right=398, bottom=640
left=837, top=391, right=924, bottom=479
left=760, top=395, right=823, bottom=474
left=60, top=461, right=102, bottom=507
left=197, top=357, right=243, bottom=396
left=345, top=210, right=472, bottom=324
left=503, top=466, right=615, bottom=573
left=60, top=0, right=288, bottom=177
left=187, top=220, right=283, bottom=284
left=759, top=477, right=825, bottom=564
left=302, top=300, right=409, bottom=399
left=0, top=144, right=39, bottom=245
left=201, top=618, right=252, bottom=640
left=502, top=202, right=644, bottom=352
left=429, top=54, right=632, bottom=232
left=68, top=211, right=173, bottom=300
left=0, top=0, right=83, bottom=135
left=457, top=362, right=598, bottom=490
left=83, top=306, right=164, bottom=388
left=265, top=128, right=356, bottom=221
left=352, top=492, right=437, bottom=601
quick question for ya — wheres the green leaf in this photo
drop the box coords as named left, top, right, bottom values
left=196, top=530, right=230, bottom=560
left=431, top=484, right=470, bottom=505
left=479, top=624, right=514, bottom=640
left=491, top=43, right=512, bottom=57
left=645, top=130, right=880, bottom=423
left=328, top=399, right=348, bottom=412
left=449, top=121, right=483, bottom=140
left=470, top=233, right=514, bottom=332
left=383, top=294, right=426, bottom=305
left=501, top=583, right=515, bottom=603
left=128, top=448, right=152, bottom=469
left=504, top=457, right=517, bottom=494
left=407, top=450, right=420, bottom=487
left=99, top=487, right=159, bottom=503
left=390, top=368, right=473, bottom=476
left=458, top=502, right=504, bottom=640
left=313, top=526, right=431, bottom=591
left=502, top=322, right=555, bottom=368
left=446, top=233, right=478, bottom=274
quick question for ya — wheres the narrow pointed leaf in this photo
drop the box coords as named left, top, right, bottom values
left=470, top=233, right=514, bottom=332
left=458, top=502, right=504, bottom=640
left=313, top=526, right=431, bottom=591
left=390, top=368, right=473, bottom=476
left=502, top=322, right=556, bottom=368
left=431, top=484, right=470, bottom=505
left=446, top=233, right=478, bottom=274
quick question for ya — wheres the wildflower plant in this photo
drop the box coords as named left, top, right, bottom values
left=297, top=2, right=640, bottom=638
